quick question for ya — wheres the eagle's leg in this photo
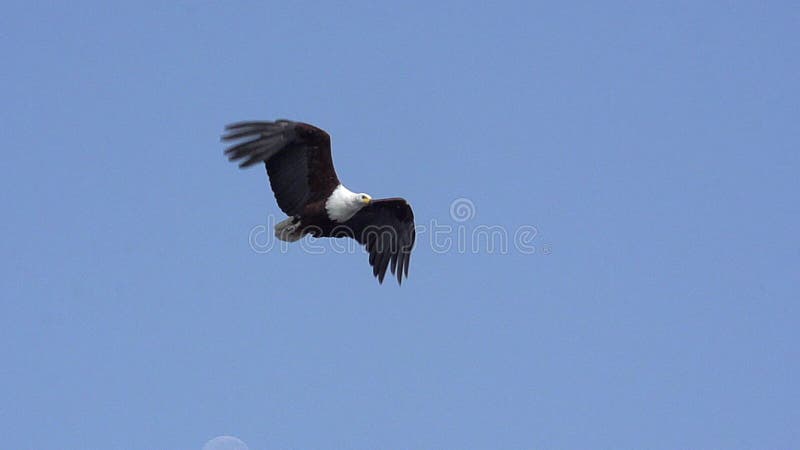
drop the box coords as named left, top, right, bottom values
left=275, top=216, right=304, bottom=242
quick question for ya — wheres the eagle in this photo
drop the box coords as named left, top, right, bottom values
left=222, top=119, right=415, bottom=284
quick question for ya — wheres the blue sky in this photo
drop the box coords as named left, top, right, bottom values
left=1, top=1, right=798, bottom=448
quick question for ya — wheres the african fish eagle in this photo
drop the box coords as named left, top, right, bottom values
left=222, top=120, right=415, bottom=284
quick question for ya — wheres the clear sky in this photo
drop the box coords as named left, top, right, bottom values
left=1, top=1, right=798, bottom=449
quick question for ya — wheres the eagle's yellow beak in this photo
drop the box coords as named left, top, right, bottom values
left=362, top=195, right=372, bottom=205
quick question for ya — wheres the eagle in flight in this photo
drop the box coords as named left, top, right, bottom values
left=223, top=120, right=415, bottom=284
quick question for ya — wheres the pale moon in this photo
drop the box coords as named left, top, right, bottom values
left=202, top=435, right=249, bottom=450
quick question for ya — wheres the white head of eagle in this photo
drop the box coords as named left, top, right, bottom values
left=325, top=184, right=373, bottom=222
left=223, top=119, right=415, bottom=285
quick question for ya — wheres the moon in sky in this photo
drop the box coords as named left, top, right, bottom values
left=202, top=436, right=249, bottom=450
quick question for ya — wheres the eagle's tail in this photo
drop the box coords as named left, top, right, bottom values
left=274, top=217, right=304, bottom=243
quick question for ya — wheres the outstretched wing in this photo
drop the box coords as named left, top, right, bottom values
left=341, top=198, right=415, bottom=284
left=222, top=120, right=340, bottom=216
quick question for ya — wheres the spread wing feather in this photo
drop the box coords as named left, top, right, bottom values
left=342, top=198, right=415, bottom=284
left=222, top=120, right=339, bottom=216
